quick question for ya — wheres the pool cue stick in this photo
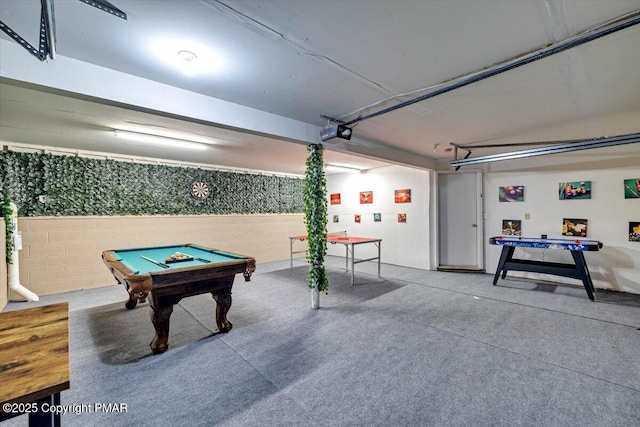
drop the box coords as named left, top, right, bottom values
left=140, top=255, right=170, bottom=269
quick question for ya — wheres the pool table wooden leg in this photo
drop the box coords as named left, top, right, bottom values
left=125, top=292, right=138, bottom=309
left=212, top=292, right=233, bottom=333
left=149, top=305, right=174, bottom=354
left=125, top=291, right=148, bottom=309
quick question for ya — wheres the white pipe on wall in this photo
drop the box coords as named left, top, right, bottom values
left=7, top=202, right=38, bottom=302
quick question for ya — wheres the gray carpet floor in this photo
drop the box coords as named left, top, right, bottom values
left=2, top=256, right=640, bottom=426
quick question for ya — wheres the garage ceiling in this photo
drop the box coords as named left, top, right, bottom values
left=1, top=0, right=639, bottom=175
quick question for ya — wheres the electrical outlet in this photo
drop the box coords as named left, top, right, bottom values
left=525, top=213, right=530, bottom=220
left=483, top=213, right=490, bottom=219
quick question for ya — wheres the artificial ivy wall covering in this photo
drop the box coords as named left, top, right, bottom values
left=0, top=152, right=304, bottom=216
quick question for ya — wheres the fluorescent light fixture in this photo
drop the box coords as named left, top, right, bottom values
left=113, top=130, right=208, bottom=151
left=324, top=164, right=362, bottom=174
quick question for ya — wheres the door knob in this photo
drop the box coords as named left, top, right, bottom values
left=472, top=223, right=477, bottom=228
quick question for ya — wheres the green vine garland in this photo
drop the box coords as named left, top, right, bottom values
left=303, top=144, right=328, bottom=293
left=3, top=199, right=14, bottom=264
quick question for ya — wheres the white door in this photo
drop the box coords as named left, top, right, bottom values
left=438, top=171, right=483, bottom=271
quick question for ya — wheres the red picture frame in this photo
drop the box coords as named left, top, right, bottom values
left=394, top=189, right=411, bottom=203
left=360, top=191, right=373, bottom=204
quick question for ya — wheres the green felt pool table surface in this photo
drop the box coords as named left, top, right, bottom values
left=107, top=244, right=250, bottom=275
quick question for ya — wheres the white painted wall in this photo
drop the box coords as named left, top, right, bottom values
left=484, top=164, right=640, bottom=294
left=324, top=150, right=640, bottom=295
left=326, top=165, right=430, bottom=269
left=433, top=111, right=640, bottom=295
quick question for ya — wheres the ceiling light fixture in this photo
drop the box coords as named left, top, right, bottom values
left=176, top=50, right=199, bottom=76
left=178, top=50, right=197, bottom=63
left=113, top=129, right=208, bottom=151
left=151, top=38, right=225, bottom=76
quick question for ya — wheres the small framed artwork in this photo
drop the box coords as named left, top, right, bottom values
left=330, top=193, right=341, bottom=205
left=373, top=213, right=381, bottom=222
left=355, top=214, right=361, bottom=223
left=394, top=189, right=411, bottom=203
left=502, top=219, right=522, bottom=236
left=360, top=191, right=373, bottom=204
left=333, top=215, right=339, bottom=223
left=398, top=213, right=407, bottom=223
left=624, top=179, right=640, bottom=199
left=562, top=218, right=588, bottom=237
left=499, top=186, right=524, bottom=202
left=629, top=222, right=640, bottom=242
left=559, top=181, right=591, bottom=200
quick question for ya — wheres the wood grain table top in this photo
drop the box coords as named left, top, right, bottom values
left=0, top=302, right=70, bottom=403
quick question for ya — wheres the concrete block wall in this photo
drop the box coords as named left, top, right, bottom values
left=12, top=214, right=305, bottom=297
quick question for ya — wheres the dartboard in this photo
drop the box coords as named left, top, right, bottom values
left=191, top=181, right=210, bottom=200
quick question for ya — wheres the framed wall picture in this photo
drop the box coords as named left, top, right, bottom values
left=373, top=213, right=381, bottom=222
left=499, top=186, right=524, bottom=202
left=562, top=218, right=588, bottom=237
left=624, top=179, right=640, bottom=199
left=330, top=193, right=341, bottom=204
left=559, top=181, right=591, bottom=200
left=502, top=219, right=522, bottom=236
left=398, top=213, right=407, bottom=223
left=394, top=189, right=411, bottom=203
left=355, top=214, right=361, bottom=223
left=629, top=222, right=640, bottom=242
left=360, top=191, right=373, bottom=204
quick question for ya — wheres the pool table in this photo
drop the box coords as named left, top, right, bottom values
left=102, top=244, right=256, bottom=354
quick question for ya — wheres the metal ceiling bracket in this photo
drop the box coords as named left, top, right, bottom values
left=42, top=0, right=56, bottom=60
left=450, top=143, right=472, bottom=171
left=0, top=20, right=45, bottom=61
left=450, top=133, right=640, bottom=168
left=0, top=0, right=56, bottom=61
left=78, top=0, right=127, bottom=20
left=319, top=114, right=347, bottom=125
left=1, top=0, right=125, bottom=62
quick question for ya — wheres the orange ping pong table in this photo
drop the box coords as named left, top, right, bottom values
left=289, top=231, right=382, bottom=285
